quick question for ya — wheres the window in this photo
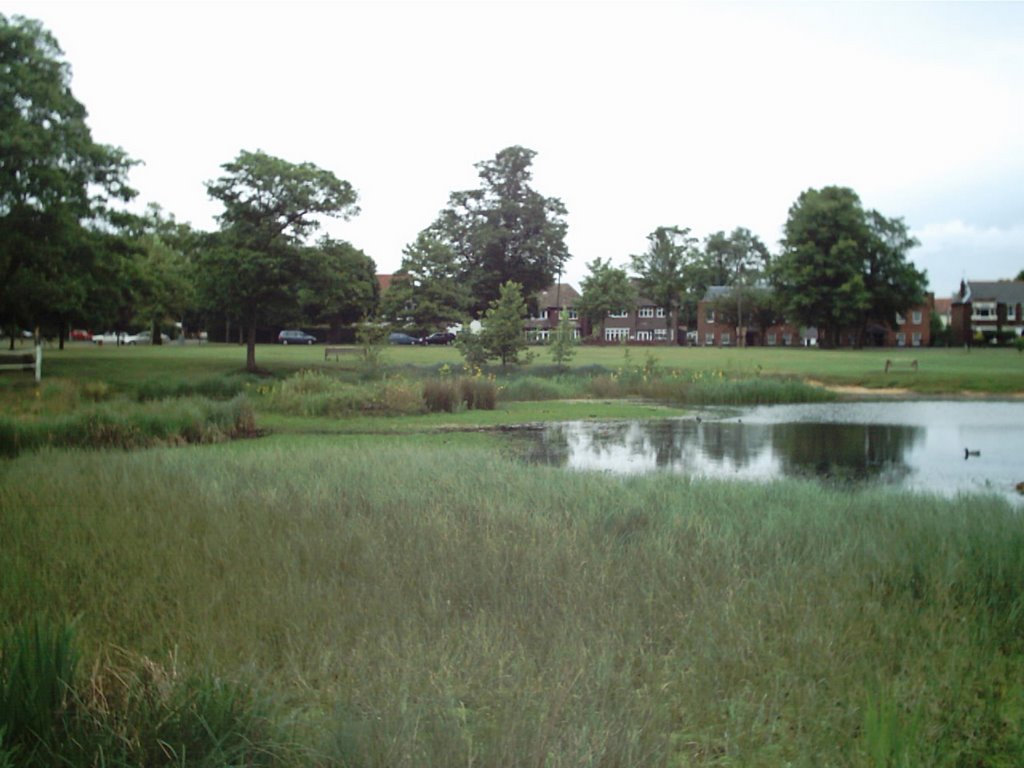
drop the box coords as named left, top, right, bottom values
left=912, top=332, right=922, bottom=347
left=912, top=311, right=922, bottom=325
left=704, top=332, right=714, bottom=346
left=654, top=328, right=668, bottom=340
left=636, top=330, right=652, bottom=341
left=605, top=327, right=629, bottom=341
left=720, top=332, right=731, bottom=346
left=896, top=332, right=906, bottom=346
left=767, top=332, right=777, bottom=346
left=638, top=306, right=655, bottom=318
left=609, top=309, right=628, bottom=318
left=782, top=333, right=792, bottom=346
left=705, top=308, right=715, bottom=324
left=567, top=309, right=578, bottom=320
left=531, top=309, right=548, bottom=321
left=895, top=312, right=906, bottom=325
left=1008, top=305, right=1017, bottom=321
left=972, top=302, right=996, bottom=320
left=656, top=307, right=666, bottom=318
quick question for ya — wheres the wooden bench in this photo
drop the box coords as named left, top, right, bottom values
left=0, top=347, right=41, bottom=382
left=324, top=346, right=361, bottom=361
left=884, top=358, right=918, bottom=373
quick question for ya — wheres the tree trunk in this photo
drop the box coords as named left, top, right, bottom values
left=246, top=321, right=258, bottom=372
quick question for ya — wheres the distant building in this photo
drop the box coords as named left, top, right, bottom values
left=525, top=283, right=583, bottom=342
left=951, top=280, right=1024, bottom=345
left=696, top=286, right=934, bottom=348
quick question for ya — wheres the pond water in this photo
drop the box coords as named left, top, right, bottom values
left=516, top=401, right=1024, bottom=505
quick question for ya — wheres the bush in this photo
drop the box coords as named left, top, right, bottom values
left=423, top=379, right=460, bottom=413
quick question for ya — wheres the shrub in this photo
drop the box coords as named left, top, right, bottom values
left=460, top=377, right=497, bottom=410
left=423, top=378, right=460, bottom=413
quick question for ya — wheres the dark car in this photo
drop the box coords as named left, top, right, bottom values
left=388, top=332, right=420, bottom=345
left=278, top=330, right=317, bottom=345
left=420, top=331, right=456, bottom=345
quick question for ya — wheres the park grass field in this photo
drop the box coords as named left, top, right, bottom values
left=4, top=339, right=1022, bottom=397
left=1, top=342, right=1023, bottom=765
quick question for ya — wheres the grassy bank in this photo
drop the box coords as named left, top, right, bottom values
left=3, top=436, right=1022, bottom=765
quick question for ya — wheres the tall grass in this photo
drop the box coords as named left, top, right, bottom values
left=0, top=396, right=256, bottom=458
left=0, top=619, right=295, bottom=766
left=3, top=436, right=1023, bottom=765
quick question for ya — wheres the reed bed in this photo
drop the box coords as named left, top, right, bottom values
left=2, top=436, right=1022, bottom=766
left=0, top=396, right=256, bottom=458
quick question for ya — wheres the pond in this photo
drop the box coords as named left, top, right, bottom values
left=516, top=401, right=1024, bottom=505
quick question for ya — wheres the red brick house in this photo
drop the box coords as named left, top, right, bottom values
left=696, top=286, right=934, bottom=348
left=950, top=280, right=1024, bottom=345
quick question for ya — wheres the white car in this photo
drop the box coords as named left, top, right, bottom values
left=92, top=331, right=141, bottom=345
left=134, top=331, right=170, bottom=344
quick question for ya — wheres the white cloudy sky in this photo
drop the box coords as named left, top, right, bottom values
left=10, top=0, right=1024, bottom=296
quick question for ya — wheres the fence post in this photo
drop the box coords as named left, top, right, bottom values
left=34, top=342, right=41, bottom=382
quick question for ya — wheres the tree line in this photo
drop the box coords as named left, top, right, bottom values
left=2, top=14, right=929, bottom=371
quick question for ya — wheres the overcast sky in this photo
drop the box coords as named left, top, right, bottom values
left=11, top=0, right=1024, bottom=296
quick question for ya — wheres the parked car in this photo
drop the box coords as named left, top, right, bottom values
left=278, top=330, right=317, bottom=345
left=134, top=330, right=171, bottom=344
left=420, top=331, right=456, bottom=345
left=91, top=331, right=122, bottom=345
left=70, top=329, right=92, bottom=341
left=92, top=331, right=143, bottom=345
left=388, top=332, right=420, bottom=345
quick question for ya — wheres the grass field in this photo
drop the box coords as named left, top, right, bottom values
left=10, top=340, right=1022, bottom=395
left=1, top=342, right=1022, bottom=765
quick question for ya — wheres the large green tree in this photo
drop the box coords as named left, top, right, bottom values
left=299, top=236, right=379, bottom=340
left=700, top=228, right=771, bottom=346
left=575, top=258, right=636, bottom=341
left=630, top=226, right=698, bottom=343
left=431, top=146, right=570, bottom=312
left=202, top=149, right=359, bottom=371
left=128, top=205, right=197, bottom=344
left=478, top=280, right=529, bottom=366
left=379, top=231, right=472, bottom=332
left=0, top=14, right=135, bottom=344
left=772, top=186, right=925, bottom=348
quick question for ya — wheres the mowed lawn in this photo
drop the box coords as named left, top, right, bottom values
left=17, top=340, right=1024, bottom=395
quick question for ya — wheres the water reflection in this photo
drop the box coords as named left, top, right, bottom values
left=517, top=401, right=1024, bottom=504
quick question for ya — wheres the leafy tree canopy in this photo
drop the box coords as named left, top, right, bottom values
left=772, top=186, right=925, bottom=348
left=299, top=236, right=379, bottom=335
left=202, top=149, right=360, bottom=371
left=0, top=14, right=135, bottom=340
left=379, top=231, right=472, bottom=332
left=630, top=226, right=699, bottom=341
left=575, top=258, right=636, bottom=340
left=430, top=146, right=569, bottom=313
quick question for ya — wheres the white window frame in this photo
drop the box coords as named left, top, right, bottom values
left=896, top=332, right=906, bottom=347
left=609, top=309, right=629, bottom=319
left=567, top=309, right=578, bottom=320
left=704, top=332, right=714, bottom=346
left=605, top=327, right=629, bottom=342
left=636, top=330, right=653, bottom=341
left=705, top=308, right=715, bottom=324
left=654, top=328, right=668, bottom=340
left=656, top=307, right=666, bottom=318
left=912, top=310, right=922, bottom=325
left=1007, top=305, right=1017, bottom=321
left=782, top=333, right=792, bottom=346
left=767, top=332, right=777, bottom=346
left=972, top=302, right=996, bottom=320
left=637, top=306, right=655, bottom=318
left=895, top=312, right=906, bottom=325
left=912, top=332, right=922, bottom=347
left=720, top=332, right=731, bottom=346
